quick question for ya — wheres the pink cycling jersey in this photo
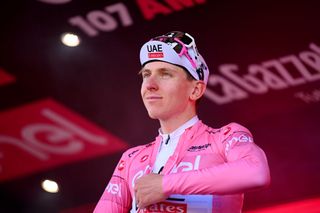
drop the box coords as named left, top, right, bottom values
left=94, top=121, right=270, bottom=213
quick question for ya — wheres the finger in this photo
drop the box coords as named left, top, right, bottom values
left=135, top=192, right=140, bottom=208
left=138, top=197, right=149, bottom=209
left=140, top=201, right=151, bottom=209
left=138, top=202, right=144, bottom=209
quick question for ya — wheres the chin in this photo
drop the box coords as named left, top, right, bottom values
left=147, top=112, right=160, bottom=119
left=146, top=109, right=164, bottom=120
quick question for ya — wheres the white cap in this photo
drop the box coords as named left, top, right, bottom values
left=139, top=31, right=210, bottom=84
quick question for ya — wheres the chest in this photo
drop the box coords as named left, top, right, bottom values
left=128, top=140, right=225, bottom=192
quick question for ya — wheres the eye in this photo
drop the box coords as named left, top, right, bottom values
left=141, top=71, right=151, bottom=79
left=161, top=71, right=172, bottom=78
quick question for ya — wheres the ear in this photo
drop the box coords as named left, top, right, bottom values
left=190, top=81, right=206, bottom=101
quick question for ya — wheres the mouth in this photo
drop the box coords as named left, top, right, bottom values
left=145, top=96, right=162, bottom=101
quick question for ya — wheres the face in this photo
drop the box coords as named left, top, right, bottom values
left=140, top=61, right=196, bottom=121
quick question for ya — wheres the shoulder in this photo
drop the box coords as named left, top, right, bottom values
left=221, top=122, right=252, bottom=136
left=120, top=141, right=156, bottom=160
left=203, top=122, right=253, bottom=143
left=200, top=121, right=251, bottom=136
left=114, top=142, right=155, bottom=174
left=218, top=122, right=254, bottom=146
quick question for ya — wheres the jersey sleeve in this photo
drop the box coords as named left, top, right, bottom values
left=94, top=152, right=132, bottom=213
left=162, top=122, right=270, bottom=196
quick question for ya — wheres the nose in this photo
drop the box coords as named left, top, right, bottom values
left=143, top=74, right=158, bottom=91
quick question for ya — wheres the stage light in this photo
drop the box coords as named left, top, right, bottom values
left=41, top=179, right=59, bottom=193
left=61, top=33, right=80, bottom=47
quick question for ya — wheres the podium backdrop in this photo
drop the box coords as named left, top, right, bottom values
left=1, top=0, right=320, bottom=212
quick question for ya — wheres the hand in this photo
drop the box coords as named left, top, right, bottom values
left=134, top=173, right=167, bottom=208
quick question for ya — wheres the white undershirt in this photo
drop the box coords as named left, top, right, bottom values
left=152, top=116, right=199, bottom=173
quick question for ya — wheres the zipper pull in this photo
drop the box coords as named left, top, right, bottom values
left=158, top=166, right=164, bottom=174
left=165, top=135, right=170, bottom=145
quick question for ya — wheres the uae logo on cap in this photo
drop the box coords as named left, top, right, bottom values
left=147, top=44, right=164, bottom=58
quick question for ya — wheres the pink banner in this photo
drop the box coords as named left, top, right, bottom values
left=0, top=98, right=128, bottom=182
left=0, top=67, right=15, bottom=86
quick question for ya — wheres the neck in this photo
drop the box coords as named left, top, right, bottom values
left=159, top=110, right=197, bottom=134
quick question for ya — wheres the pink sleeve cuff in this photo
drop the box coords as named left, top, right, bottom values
left=162, top=174, right=173, bottom=197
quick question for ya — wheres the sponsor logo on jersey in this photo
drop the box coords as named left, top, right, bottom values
left=225, top=132, right=253, bottom=155
left=227, top=133, right=253, bottom=145
left=187, top=143, right=211, bottom=152
left=223, top=126, right=231, bottom=135
left=106, top=182, right=121, bottom=197
left=206, top=129, right=221, bottom=134
left=171, top=155, right=201, bottom=173
left=118, top=160, right=125, bottom=170
left=138, top=201, right=187, bottom=213
left=140, top=155, right=149, bottom=162
left=128, top=149, right=139, bottom=157
left=132, top=165, right=152, bottom=187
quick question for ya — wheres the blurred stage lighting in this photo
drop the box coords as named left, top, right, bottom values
left=61, top=33, right=80, bottom=47
left=41, top=179, right=59, bottom=193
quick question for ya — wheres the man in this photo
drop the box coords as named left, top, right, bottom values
left=94, top=31, right=270, bottom=212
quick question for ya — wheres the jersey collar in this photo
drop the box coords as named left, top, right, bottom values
left=158, top=116, right=199, bottom=142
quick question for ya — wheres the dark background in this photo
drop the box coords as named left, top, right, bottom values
left=1, top=0, right=320, bottom=212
